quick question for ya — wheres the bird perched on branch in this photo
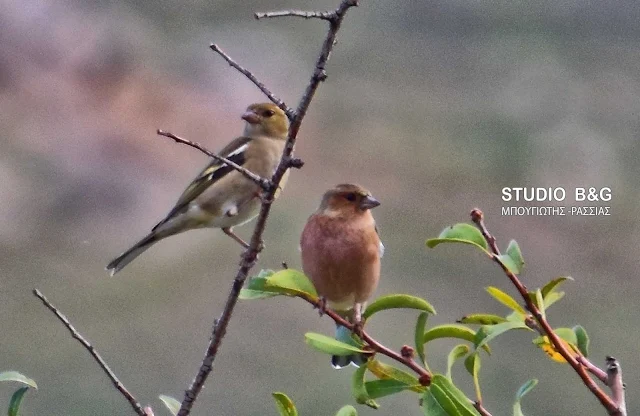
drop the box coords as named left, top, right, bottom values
left=107, top=103, right=289, bottom=276
left=300, top=184, right=384, bottom=368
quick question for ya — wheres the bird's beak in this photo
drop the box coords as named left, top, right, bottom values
left=241, top=110, right=260, bottom=124
left=359, top=195, right=380, bottom=210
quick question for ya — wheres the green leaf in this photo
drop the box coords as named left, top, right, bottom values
left=363, top=294, right=436, bottom=320
left=505, top=311, right=525, bottom=323
left=485, top=287, right=527, bottom=315
left=8, top=387, right=29, bottom=416
left=515, top=378, right=538, bottom=399
left=573, top=325, right=590, bottom=357
left=415, top=312, right=429, bottom=368
left=513, top=379, right=538, bottom=416
left=256, top=269, right=276, bottom=278
left=423, top=324, right=491, bottom=354
left=497, top=255, right=518, bottom=275
left=475, top=321, right=532, bottom=350
left=352, top=364, right=379, bottom=409
left=265, top=269, right=318, bottom=299
left=446, top=345, right=469, bottom=380
left=365, top=379, right=416, bottom=399
left=422, top=383, right=457, bottom=416
left=541, top=276, right=573, bottom=299
left=238, top=288, right=279, bottom=300
left=554, top=327, right=578, bottom=346
left=428, top=375, right=481, bottom=416
left=335, top=405, right=358, bottom=416
left=426, top=223, right=489, bottom=254
left=543, top=291, right=565, bottom=309
left=239, top=271, right=279, bottom=300
left=464, top=353, right=482, bottom=402
left=0, top=372, right=37, bottom=389
left=535, top=289, right=545, bottom=320
left=502, top=240, right=524, bottom=274
left=305, top=332, right=365, bottom=356
left=239, top=277, right=280, bottom=300
left=159, top=395, right=180, bottom=416
left=367, top=360, right=424, bottom=393
left=457, top=314, right=507, bottom=325
left=272, top=392, right=298, bottom=416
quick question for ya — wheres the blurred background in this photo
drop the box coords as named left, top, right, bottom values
left=1, top=0, right=638, bottom=414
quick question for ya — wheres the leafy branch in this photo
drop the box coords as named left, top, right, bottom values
left=242, top=269, right=434, bottom=385
left=470, top=209, right=626, bottom=416
left=425, top=209, right=626, bottom=416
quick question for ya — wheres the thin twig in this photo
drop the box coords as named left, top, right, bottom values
left=606, top=356, right=627, bottom=416
left=209, top=44, right=295, bottom=120
left=156, top=129, right=270, bottom=190
left=32, top=289, right=151, bottom=416
left=577, top=355, right=608, bottom=383
left=474, top=401, right=493, bottom=416
left=176, top=1, right=358, bottom=415
left=470, top=209, right=623, bottom=416
left=255, top=10, right=335, bottom=21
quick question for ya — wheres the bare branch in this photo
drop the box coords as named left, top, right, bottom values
left=209, top=44, right=295, bottom=120
left=470, top=209, right=622, bottom=415
left=577, top=356, right=608, bottom=383
left=176, top=1, right=358, bottom=415
left=606, top=356, right=627, bottom=416
left=156, top=129, right=270, bottom=190
left=32, top=289, right=151, bottom=416
left=255, top=10, right=335, bottom=21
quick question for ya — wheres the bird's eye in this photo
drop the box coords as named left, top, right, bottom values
left=263, top=109, right=275, bottom=117
left=345, top=193, right=357, bottom=202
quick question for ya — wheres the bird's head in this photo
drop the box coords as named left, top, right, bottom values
left=242, top=103, right=289, bottom=139
left=318, top=184, right=380, bottom=217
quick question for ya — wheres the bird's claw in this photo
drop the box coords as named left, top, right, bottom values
left=316, top=297, right=327, bottom=317
left=352, top=321, right=364, bottom=337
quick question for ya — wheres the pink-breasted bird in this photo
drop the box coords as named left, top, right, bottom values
left=107, top=103, right=289, bottom=275
left=300, top=184, right=384, bottom=368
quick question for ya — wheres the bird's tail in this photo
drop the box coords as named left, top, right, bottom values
left=331, top=324, right=368, bottom=369
left=106, top=232, right=159, bottom=276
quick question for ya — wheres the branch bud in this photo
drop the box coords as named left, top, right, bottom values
left=400, top=345, right=415, bottom=359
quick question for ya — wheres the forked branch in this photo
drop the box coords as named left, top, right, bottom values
left=470, top=209, right=625, bottom=416
left=176, top=1, right=359, bottom=415
left=300, top=295, right=432, bottom=384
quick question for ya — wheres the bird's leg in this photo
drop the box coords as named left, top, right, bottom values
left=316, top=296, right=327, bottom=317
left=352, top=303, right=364, bottom=337
left=222, top=227, right=249, bottom=249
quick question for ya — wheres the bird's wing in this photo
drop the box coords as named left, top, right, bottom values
left=152, top=136, right=252, bottom=231
left=375, top=225, right=385, bottom=258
